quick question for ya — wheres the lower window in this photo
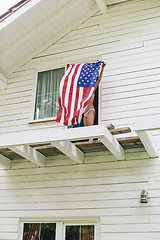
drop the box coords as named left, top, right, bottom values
left=22, top=222, right=95, bottom=240
left=23, top=223, right=56, bottom=240
left=65, top=225, right=94, bottom=240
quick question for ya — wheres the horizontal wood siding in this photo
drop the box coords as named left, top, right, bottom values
left=0, top=150, right=160, bottom=238
left=0, top=0, right=160, bottom=239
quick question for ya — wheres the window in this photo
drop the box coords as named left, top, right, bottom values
left=21, top=222, right=96, bottom=240
left=34, top=67, right=65, bottom=120
left=22, top=223, right=56, bottom=240
left=65, top=225, right=94, bottom=240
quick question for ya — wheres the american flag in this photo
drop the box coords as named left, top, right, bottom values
left=56, top=61, right=103, bottom=126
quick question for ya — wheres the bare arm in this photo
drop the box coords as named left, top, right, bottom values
left=93, top=62, right=106, bottom=94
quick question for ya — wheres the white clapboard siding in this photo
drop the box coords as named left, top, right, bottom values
left=0, top=113, right=30, bottom=122
left=0, top=123, right=63, bottom=134
left=0, top=182, right=150, bottom=200
left=25, top=42, right=144, bottom=70
left=103, top=80, right=160, bottom=95
left=1, top=89, right=32, bottom=100
left=103, top=100, right=160, bottom=112
left=102, top=74, right=160, bottom=89
left=102, top=87, right=160, bottom=101
left=0, top=95, right=31, bottom=107
left=0, top=198, right=153, bottom=211
left=100, top=223, right=160, bottom=232
left=102, top=93, right=160, bottom=108
left=0, top=190, right=142, bottom=203
left=0, top=233, right=18, bottom=240
left=54, top=2, right=160, bottom=43
left=102, top=106, right=160, bottom=118
left=47, top=19, right=160, bottom=50
left=0, top=104, right=31, bottom=114
left=1, top=161, right=160, bottom=184
left=1, top=0, right=160, bottom=239
left=100, top=233, right=160, bottom=240
left=77, top=2, right=160, bottom=30
left=0, top=174, right=150, bottom=190
left=4, top=82, right=33, bottom=94
left=0, top=168, right=153, bottom=189
left=0, top=207, right=152, bottom=218
left=0, top=224, right=18, bottom=232
left=102, top=101, right=160, bottom=116
left=101, top=214, right=160, bottom=224
left=42, top=20, right=160, bottom=56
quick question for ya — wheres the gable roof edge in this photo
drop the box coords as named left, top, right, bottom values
left=0, top=0, right=41, bottom=31
left=6, top=5, right=98, bottom=77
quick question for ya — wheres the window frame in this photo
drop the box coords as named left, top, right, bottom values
left=30, top=66, right=66, bottom=124
left=63, top=222, right=97, bottom=240
left=18, top=218, right=99, bottom=240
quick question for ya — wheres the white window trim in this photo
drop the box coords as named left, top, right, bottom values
left=18, top=218, right=99, bottom=240
left=30, top=69, right=38, bottom=122
left=98, top=80, right=102, bottom=125
left=30, top=66, right=66, bottom=123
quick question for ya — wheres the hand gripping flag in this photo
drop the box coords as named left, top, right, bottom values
left=56, top=61, right=103, bottom=126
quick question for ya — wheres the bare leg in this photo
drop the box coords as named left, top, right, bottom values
left=83, top=110, right=95, bottom=126
left=86, top=110, right=95, bottom=126
left=83, top=115, right=87, bottom=127
left=83, top=110, right=95, bottom=142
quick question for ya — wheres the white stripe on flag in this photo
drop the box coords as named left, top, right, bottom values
left=64, top=65, right=78, bottom=124
left=77, top=87, right=84, bottom=123
left=68, top=64, right=83, bottom=125
left=59, top=65, right=72, bottom=124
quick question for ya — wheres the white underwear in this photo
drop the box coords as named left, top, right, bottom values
left=83, top=108, right=95, bottom=119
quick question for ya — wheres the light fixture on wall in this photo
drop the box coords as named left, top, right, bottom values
left=140, top=190, right=149, bottom=203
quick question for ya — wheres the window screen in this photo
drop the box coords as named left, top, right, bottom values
left=34, top=67, right=65, bottom=120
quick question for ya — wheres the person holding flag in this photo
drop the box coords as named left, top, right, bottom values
left=83, top=61, right=106, bottom=127
left=56, top=61, right=106, bottom=127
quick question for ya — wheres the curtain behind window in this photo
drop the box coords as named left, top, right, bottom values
left=34, top=67, right=64, bottom=120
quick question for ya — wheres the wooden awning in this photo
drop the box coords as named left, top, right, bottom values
left=0, top=123, right=158, bottom=169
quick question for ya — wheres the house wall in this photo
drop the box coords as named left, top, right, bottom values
left=0, top=0, right=160, bottom=239
left=1, top=149, right=160, bottom=240
left=0, top=0, right=160, bottom=134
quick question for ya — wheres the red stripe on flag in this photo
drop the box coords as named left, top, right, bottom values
left=76, top=87, right=92, bottom=123
left=72, top=86, right=80, bottom=126
left=56, top=96, right=62, bottom=123
left=56, top=65, right=74, bottom=123
left=64, top=64, right=80, bottom=126
left=81, top=87, right=92, bottom=110
left=83, top=87, right=93, bottom=109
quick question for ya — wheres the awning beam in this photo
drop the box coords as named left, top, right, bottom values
left=136, top=131, right=159, bottom=158
left=0, top=73, right=7, bottom=89
left=52, top=141, right=84, bottom=164
left=135, top=117, right=160, bottom=158
left=0, top=155, right=11, bottom=169
left=95, top=0, right=107, bottom=14
left=9, top=145, right=46, bottom=167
